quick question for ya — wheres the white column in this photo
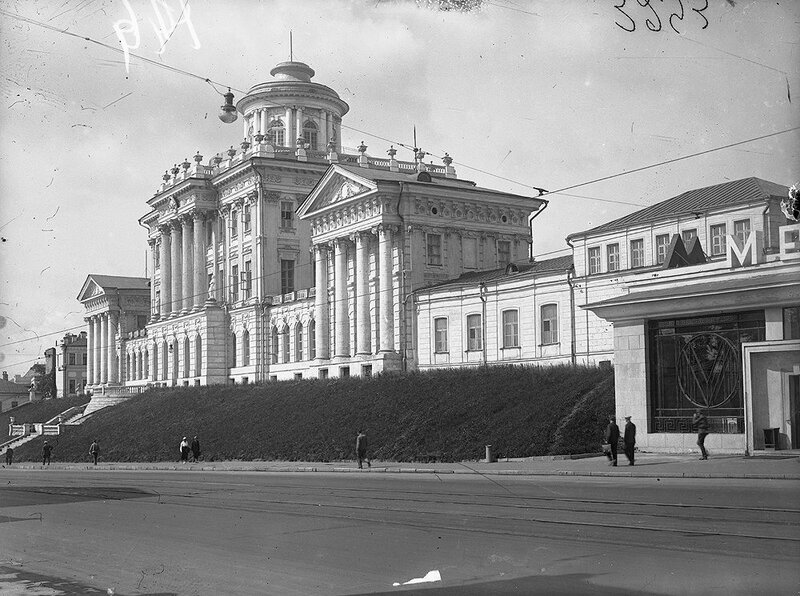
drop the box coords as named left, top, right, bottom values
left=99, top=314, right=108, bottom=384
left=193, top=212, right=207, bottom=309
left=108, top=311, right=118, bottom=383
left=85, top=317, right=94, bottom=385
left=260, top=109, right=267, bottom=136
left=170, top=221, right=182, bottom=316
left=355, top=232, right=371, bottom=355
left=314, top=244, right=330, bottom=360
left=159, top=226, right=171, bottom=317
left=378, top=225, right=395, bottom=352
left=182, top=215, right=193, bottom=313
left=285, top=107, right=293, bottom=147
left=296, top=107, right=304, bottom=145
left=333, top=239, right=350, bottom=357
left=243, top=114, right=248, bottom=141
left=325, top=111, right=332, bottom=148
left=93, top=316, right=101, bottom=384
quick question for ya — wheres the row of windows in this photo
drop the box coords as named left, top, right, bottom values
left=433, top=306, right=559, bottom=352
left=587, top=219, right=752, bottom=274
left=259, top=118, right=319, bottom=150
left=426, top=234, right=513, bottom=269
left=63, top=352, right=88, bottom=366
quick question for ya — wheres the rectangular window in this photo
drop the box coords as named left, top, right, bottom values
left=710, top=223, right=727, bottom=255
left=648, top=310, right=765, bottom=434
left=230, top=209, right=238, bottom=238
left=231, top=264, right=239, bottom=302
left=606, top=243, right=620, bottom=272
left=784, top=306, right=800, bottom=340
left=294, top=373, right=303, bottom=380
left=362, top=365, right=372, bottom=378
left=281, top=202, right=294, bottom=229
left=82, top=353, right=87, bottom=365
left=206, top=221, right=213, bottom=246
left=427, top=233, right=442, bottom=266
left=319, top=368, right=328, bottom=379
left=243, top=204, right=251, bottom=234
left=281, top=259, right=295, bottom=295
left=243, top=260, right=252, bottom=300
left=463, top=237, right=477, bottom=269
left=502, top=310, right=519, bottom=348
left=588, top=247, right=601, bottom=274
left=655, top=234, right=670, bottom=265
left=68, top=353, right=76, bottom=365
left=541, top=304, right=559, bottom=345
left=340, top=366, right=350, bottom=378
left=467, top=314, right=482, bottom=351
left=733, top=219, right=751, bottom=246
left=69, top=379, right=76, bottom=394
left=434, top=318, right=448, bottom=353
left=154, top=245, right=160, bottom=268
left=682, top=229, right=697, bottom=243
left=497, top=240, right=511, bottom=268
left=630, top=239, right=644, bottom=268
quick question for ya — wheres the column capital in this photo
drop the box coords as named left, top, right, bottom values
left=158, top=223, right=172, bottom=235
left=192, top=209, right=209, bottom=222
left=373, top=223, right=399, bottom=237
left=332, top=237, right=351, bottom=251
left=245, top=190, right=258, bottom=205
left=169, top=219, right=183, bottom=231
left=313, top=242, right=331, bottom=256
left=350, top=230, right=371, bottom=245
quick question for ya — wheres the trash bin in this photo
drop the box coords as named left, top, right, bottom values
left=485, top=445, right=496, bottom=463
left=763, top=428, right=780, bottom=450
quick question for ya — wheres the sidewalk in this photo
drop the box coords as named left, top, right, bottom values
left=4, top=453, right=799, bottom=479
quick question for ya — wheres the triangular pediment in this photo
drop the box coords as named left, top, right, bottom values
left=77, top=276, right=107, bottom=302
left=297, top=165, right=377, bottom=218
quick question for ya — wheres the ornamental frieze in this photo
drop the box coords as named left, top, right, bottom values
left=263, top=174, right=282, bottom=184
left=294, top=176, right=316, bottom=187
left=220, top=175, right=257, bottom=199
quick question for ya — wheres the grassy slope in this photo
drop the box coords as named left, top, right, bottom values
left=1, top=396, right=90, bottom=441
left=11, top=365, right=614, bottom=463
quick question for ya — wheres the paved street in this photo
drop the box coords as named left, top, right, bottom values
left=1, top=460, right=799, bottom=595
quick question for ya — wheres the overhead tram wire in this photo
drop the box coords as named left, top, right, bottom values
left=3, top=9, right=795, bottom=209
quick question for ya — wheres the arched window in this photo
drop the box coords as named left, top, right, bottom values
left=267, top=119, right=285, bottom=146
left=281, top=325, right=290, bottom=363
left=309, top=320, right=316, bottom=359
left=242, top=329, right=250, bottom=366
left=271, top=327, right=279, bottom=364
left=153, top=345, right=159, bottom=381
left=144, top=348, right=149, bottom=379
left=231, top=332, right=237, bottom=368
left=295, top=323, right=303, bottom=361
left=302, top=120, right=318, bottom=150
left=162, top=341, right=169, bottom=380
left=195, top=336, right=202, bottom=377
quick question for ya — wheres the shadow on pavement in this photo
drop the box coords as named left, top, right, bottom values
left=352, top=572, right=656, bottom=595
left=0, top=566, right=175, bottom=596
left=0, top=486, right=156, bottom=507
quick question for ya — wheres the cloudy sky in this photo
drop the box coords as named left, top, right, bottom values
left=0, top=0, right=797, bottom=377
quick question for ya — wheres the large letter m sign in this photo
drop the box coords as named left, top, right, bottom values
left=727, top=230, right=764, bottom=268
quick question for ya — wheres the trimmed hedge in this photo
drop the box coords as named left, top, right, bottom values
left=10, top=365, right=614, bottom=463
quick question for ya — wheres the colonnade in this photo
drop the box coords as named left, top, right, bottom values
left=157, top=212, right=209, bottom=318
left=313, top=225, right=396, bottom=360
left=85, top=311, right=119, bottom=385
left=245, top=107, right=339, bottom=151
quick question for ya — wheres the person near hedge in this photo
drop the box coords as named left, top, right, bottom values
left=356, top=430, right=371, bottom=469
left=42, top=440, right=53, bottom=466
left=190, top=436, right=201, bottom=462
left=179, top=437, right=190, bottom=463
left=89, top=440, right=100, bottom=465
left=604, top=416, right=620, bottom=467
left=5, top=447, right=13, bottom=466
left=623, top=416, right=636, bottom=466
left=692, top=409, right=709, bottom=460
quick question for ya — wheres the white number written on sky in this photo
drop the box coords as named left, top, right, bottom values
left=114, top=0, right=201, bottom=73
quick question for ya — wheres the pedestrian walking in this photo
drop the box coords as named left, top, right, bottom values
left=190, top=436, right=201, bottom=462
left=4, top=447, right=13, bottom=466
left=179, top=437, right=190, bottom=463
left=89, top=440, right=100, bottom=465
left=604, top=416, right=620, bottom=467
left=356, top=430, right=370, bottom=469
left=692, top=409, right=709, bottom=460
left=42, top=440, right=53, bottom=466
left=623, top=416, right=636, bottom=466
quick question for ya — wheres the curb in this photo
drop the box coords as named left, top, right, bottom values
left=2, top=463, right=798, bottom=480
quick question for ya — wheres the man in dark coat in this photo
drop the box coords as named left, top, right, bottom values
left=692, top=409, right=709, bottom=460
left=190, top=436, right=201, bottom=462
left=356, top=430, right=370, bottom=469
left=604, top=416, right=620, bottom=467
left=5, top=447, right=13, bottom=466
left=89, top=440, right=100, bottom=465
left=42, top=441, right=53, bottom=466
left=623, top=416, right=636, bottom=466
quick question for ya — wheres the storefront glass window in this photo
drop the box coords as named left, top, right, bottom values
left=648, top=310, right=765, bottom=434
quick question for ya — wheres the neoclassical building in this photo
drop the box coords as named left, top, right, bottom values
left=80, top=59, right=545, bottom=393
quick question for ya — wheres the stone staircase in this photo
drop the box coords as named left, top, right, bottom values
left=1, top=404, right=87, bottom=456
left=71, top=395, right=130, bottom=422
